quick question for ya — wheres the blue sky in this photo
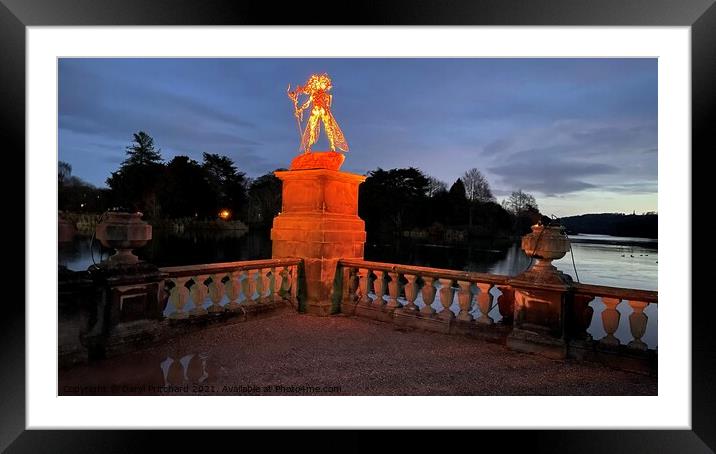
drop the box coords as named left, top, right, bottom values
left=58, top=58, right=657, bottom=217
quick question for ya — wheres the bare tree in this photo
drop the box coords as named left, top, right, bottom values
left=502, top=189, right=538, bottom=214
left=426, top=176, right=448, bottom=197
left=462, top=168, right=495, bottom=203
left=58, top=161, right=72, bottom=186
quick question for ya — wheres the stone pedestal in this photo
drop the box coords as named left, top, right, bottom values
left=506, top=224, right=574, bottom=359
left=506, top=283, right=571, bottom=359
left=84, top=262, right=167, bottom=358
left=271, top=169, right=366, bottom=316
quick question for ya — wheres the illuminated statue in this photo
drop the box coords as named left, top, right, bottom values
left=288, top=73, right=349, bottom=154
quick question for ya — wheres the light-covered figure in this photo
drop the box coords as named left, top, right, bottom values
left=288, top=73, right=349, bottom=154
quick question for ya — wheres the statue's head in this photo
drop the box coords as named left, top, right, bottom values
left=307, top=73, right=332, bottom=91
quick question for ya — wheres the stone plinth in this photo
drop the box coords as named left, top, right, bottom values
left=84, top=262, right=167, bottom=359
left=506, top=224, right=573, bottom=359
left=271, top=169, right=366, bottom=316
left=290, top=151, right=345, bottom=171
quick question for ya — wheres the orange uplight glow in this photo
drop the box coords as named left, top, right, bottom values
left=218, top=209, right=231, bottom=220
left=287, top=73, right=348, bottom=154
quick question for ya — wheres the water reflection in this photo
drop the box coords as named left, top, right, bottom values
left=161, top=353, right=210, bottom=386
left=59, top=228, right=272, bottom=270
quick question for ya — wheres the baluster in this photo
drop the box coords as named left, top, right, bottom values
left=402, top=274, right=419, bottom=312
left=224, top=271, right=241, bottom=311
left=255, top=268, right=265, bottom=303
left=242, top=269, right=258, bottom=304
left=600, top=297, right=622, bottom=346
left=438, top=278, right=455, bottom=320
left=420, top=276, right=436, bottom=315
left=250, top=269, right=260, bottom=304
left=475, top=283, right=494, bottom=325
left=341, top=266, right=352, bottom=304
left=258, top=268, right=271, bottom=303
left=270, top=267, right=280, bottom=303
left=456, top=280, right=474, bottom=321
left=627, top=300, right=649, bottom=351
left=373, top=270, right=386, bottom=307
left=290, top=265, right=298, bottom=302
left=357, top=268, right=372, bottom=306
left=280, top=266, right=292, bottom=297
left=190, top=275, right=209, bottom=316
left=349, top=268, right=360, bottom=303
left=386, top=272, right=401, bottom=309
left=351, top=268, right=360, bottom=302
left=496, top=285, right=514, bottom=324
left=207, top=273, right=225, bottom=313
left=168, top=277, right=190, bottom=319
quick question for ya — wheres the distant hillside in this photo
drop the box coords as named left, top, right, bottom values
left=558, top=213, right=657, bottom=239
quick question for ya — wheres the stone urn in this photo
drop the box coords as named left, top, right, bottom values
left=95, top=211, right=152, bottom=266
left=519, top=224, right=572, bottom=284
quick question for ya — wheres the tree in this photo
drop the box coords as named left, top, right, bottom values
left=122, top=131, right=163, bottom=167
left=158, top=156, right=214, bottom=219
left=447, top=179, right=468, bottom=225
left=247, top=171, right=283, bottom=227
left=106, top=131, right=165, bottom=216
left=502, top=189, right=538, bottom=214
left=426, top=176, right=447, bottom=197
left=57, top=161, right=110, bottom=212
left=462, top=168, right=495, bottom=203
left=448, top=178, right=467, bottom=200
left=58, top=161, right=72, bottom=186
left=461, top=168, right=495, bottom=233
left=502, top=190, right=541, bottom=234
left=202, top=152, right=248, bottom=219
left=359, top=167, right=431, bottom=240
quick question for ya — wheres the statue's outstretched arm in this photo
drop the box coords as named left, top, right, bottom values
left=299, top=94, right=312, bottom=111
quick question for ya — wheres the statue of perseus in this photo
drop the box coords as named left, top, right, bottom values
left=287, top=73, right=349, bottom=155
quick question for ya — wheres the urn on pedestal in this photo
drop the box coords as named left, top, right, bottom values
left=519, top=224, right=572, bottom=285
left=506, top=223, right=575, bottom=359
left=95, top=211, right=152, bottom=266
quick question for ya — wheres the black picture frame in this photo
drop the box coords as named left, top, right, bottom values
left=3, top=0, right=713, bottom=451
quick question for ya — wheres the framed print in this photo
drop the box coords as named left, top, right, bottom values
left=4, top=0, right=714, bottom=451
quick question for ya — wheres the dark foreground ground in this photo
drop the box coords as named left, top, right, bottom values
left=59, top=309, right=657, bottom=396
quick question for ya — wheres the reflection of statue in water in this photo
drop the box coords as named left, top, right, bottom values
left=288, top=73, right=348, bottom=154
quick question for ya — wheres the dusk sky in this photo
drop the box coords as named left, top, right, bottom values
left=58, top=58, right=657, bottom=217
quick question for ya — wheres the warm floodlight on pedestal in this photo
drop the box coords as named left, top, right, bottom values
left=271, top=73, right=366, bottom=315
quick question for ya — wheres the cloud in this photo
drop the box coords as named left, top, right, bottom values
left=489, top=160, right=611, bottom=195
left=57, top=57, right=657, bottom=211
left=480, top=117, right=656, bottom=197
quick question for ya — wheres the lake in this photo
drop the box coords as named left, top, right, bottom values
left=59, top=230, right=657, bottom=348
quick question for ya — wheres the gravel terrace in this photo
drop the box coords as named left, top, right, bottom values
left=59, top=309, right=657, bottom=396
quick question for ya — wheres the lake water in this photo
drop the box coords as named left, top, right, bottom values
left=59, top=231, right=657, bottom=348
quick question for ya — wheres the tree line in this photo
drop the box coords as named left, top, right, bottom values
left=59, top=131, right=282, bottom=227
left=59, top=131, right=543, bottom=235
left=359, top=167, right=543, bottom=242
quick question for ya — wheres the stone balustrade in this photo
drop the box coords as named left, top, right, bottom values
left=573, top=283, right=658, bottom=352
left=60, top=252, right=657, bottom=374
left=159, top=258, right=302, bottom=320
left=335, top=259, right=514, bottom=336
left=333, top=258, right=658, bottom=372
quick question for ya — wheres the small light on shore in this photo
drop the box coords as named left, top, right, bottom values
left=219, top=209, right=231, bottom=220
